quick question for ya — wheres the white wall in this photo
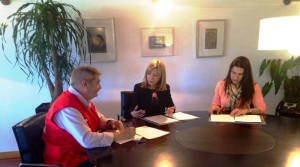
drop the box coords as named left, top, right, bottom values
left=0, top=0, right=298, bottom=152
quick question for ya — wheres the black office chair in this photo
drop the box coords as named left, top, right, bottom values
left=120, top=91, right=133, bottom=121
left=12, top=112, right=61, bottom=167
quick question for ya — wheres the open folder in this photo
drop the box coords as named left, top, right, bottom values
left=142, top=112, right=199, bottom=126
left=209, top=114, right=266, bottom=125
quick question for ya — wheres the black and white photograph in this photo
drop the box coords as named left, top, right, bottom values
left=141, top=27, right=174, bottom=57
left=197, top=20, right=225, bottom=57
left=149, top=36, right=166, bottom=49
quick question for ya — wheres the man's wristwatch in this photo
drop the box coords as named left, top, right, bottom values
left=106, top=120, right=113, bottom=129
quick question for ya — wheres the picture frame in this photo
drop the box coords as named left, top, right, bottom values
left=81, top=18, right=116, bottom=62
left=196, top=20, right=225, bottom=57
left=141, top=27, right=174, bottom=57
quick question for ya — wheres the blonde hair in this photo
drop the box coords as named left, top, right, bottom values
left=141, top=59, right=167, bottom=91
left=70, top=66, right=101, bottom=86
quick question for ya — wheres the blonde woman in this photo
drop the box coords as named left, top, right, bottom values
left=131, top=59, right=175, bottom=118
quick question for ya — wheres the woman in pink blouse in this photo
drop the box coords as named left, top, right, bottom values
left=209, top=56, right=266, bottom=116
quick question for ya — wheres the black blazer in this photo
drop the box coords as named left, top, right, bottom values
left=131, top=83, right=175, bottom=117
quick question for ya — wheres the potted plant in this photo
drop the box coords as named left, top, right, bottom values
left=0, top=0, right=88, bottom=110
left=259, top=56, right=300, bottom=102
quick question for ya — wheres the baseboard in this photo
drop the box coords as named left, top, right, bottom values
left=0, top=151, right=20, bottom=159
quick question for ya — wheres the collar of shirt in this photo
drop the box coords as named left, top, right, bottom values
left=68, top=86, right=91, bottom=108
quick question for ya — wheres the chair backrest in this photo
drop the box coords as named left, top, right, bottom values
left=12, top=112, right=46, bottom=163
left=120, top=91, right=133, bottom=120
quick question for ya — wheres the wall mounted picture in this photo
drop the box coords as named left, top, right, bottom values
left=141, top=27, right=174, bottom=57
left=81, top=18, right=116, bottom=62
left=87, top=27, right=107, bottom=53
left=196, top=20, right=225, bottom=57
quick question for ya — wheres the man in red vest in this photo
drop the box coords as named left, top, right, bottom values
left=43, top=66, right=135, bottom=167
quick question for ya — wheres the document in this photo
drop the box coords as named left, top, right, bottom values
left=114, top=134, right=143, bottom=144
left=210, top=114, right=263, bottom=124
left=168, top=112, right=199, bottom=121
left=210, top=114, right=235, bottom=122
left=136, top=126, right=170, bottom=139
left=142, top=115, right=180, bottom=125
left=142, top=112, right=199, bottom=125
left=114, top=126, right=170, bottom=144
left=234, top=115, right=262, bottom=123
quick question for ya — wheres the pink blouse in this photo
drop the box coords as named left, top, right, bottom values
left=211, top=80, right=267, bottom=113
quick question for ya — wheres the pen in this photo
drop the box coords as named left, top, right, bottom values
left=134, top=105, right=138, bottom=111
left=138, top=137, right=146, bottom=144
left=123, top=122, right=130, bottom=128
left=164, top=107, right=169, bottom=115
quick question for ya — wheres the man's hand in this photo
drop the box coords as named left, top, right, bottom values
left=106, top=120, right=124, bottom=131
left=113, top=127, right=136, bottom=142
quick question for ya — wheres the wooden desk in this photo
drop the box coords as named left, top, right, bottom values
left=87, top=112, right=300, bottom=167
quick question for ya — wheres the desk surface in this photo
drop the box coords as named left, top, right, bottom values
left=87, top=112, right=300, bottom=167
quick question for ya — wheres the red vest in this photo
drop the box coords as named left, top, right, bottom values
left=43, top=90, right=101, bottom=167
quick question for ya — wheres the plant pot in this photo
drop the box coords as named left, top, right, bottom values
left=35, top=102, right=50, bottom=114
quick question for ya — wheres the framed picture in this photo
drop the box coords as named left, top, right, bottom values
left=141, top=27, right=174, bottom=57
left=81, top=18, right=116, bottom=62
left=196, top=20, right=225, bottom=57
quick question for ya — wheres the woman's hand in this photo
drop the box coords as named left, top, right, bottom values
left=165, top=106, right=175, bottom=116
left=230, top=108, right=249, bottom=116
left=131, top=109, right=145, bottom=118
left=209, top=106, right=221, bottom=114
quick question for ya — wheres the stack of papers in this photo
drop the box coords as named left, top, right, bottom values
left=210, top=114, right=264, bottom=124
left=142, top=112, right=199, bottom=126
left=114, top=126, right=170, bottom=144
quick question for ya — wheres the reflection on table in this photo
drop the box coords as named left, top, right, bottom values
left=87, top=111, right=300, bottom=167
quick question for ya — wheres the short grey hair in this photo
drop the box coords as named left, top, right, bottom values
left=70, top=66, right=101, bottom=86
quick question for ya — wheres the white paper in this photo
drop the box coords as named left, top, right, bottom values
left=168, top=112, right=199, bottom=121
left=142, top=115, right=179, bottom=125
left=210, top=114, right=235, bottom=122
left=234, top=115, right=261, bottom=123
left=136, top=126, right=170, bottom=139
left=210, top=114, right=262, bottom=123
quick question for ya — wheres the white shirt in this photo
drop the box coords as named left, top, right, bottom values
left=53, top=86, right=114, bottom=148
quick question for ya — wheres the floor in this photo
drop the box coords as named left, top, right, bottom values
left=0, top=158, right=20, bottom=167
